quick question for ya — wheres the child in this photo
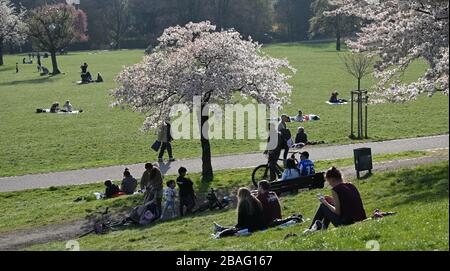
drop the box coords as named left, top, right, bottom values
left=162, top=180, right=177, bottom=219
left=104, top=180, right=120, bottom=198
left=176, top=167, right=196, bottom=216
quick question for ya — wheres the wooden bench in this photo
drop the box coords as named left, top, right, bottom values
left=269, top=172, right=325, bottom=194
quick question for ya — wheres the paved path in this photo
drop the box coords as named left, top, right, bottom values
left=0, top=134, right=448, bottom=192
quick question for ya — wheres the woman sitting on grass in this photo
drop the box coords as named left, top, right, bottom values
left=280, top=158, right=301, bottom=181
left=213, top=188, right=265, bottom=238
left=305, top=167, right=366, bottom=233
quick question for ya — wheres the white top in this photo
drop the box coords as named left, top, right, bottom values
left=164, top=187, right=177, bottom=202
left=280, top=168, right=301, bottom=181
left=63, top=103, right=73, bottom=112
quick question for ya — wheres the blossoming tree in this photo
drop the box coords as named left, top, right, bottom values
left=0, top=0, right=27, bottom=66
left=111, top=21, right=296, bottom=182
left=330, top=0, right=449, bottom=102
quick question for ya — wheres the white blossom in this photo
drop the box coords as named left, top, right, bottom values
left=332, top=0, right=449, bottom=102
left=111, top=21, right=296, bottom=131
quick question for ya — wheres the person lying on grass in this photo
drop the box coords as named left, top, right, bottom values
left=255, top=180, right=303, bottom=227
left=305, top=167, right=366, bottom=233
left=213, top=187, right=266, bottom=238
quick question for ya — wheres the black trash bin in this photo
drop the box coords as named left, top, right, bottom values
left=354, top=148, right=373, bottom=179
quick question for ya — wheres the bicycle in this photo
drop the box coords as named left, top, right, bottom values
left=251, top=147, right=304, bottom=187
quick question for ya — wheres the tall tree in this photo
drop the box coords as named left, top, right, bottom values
left=111, top=21, right=295, bottom=182
left=309, top=0, right=361, bottom=50
left=275, top=0, right=312, bottom=42
left=0, top=0, right=27, bottom=66
left=334, top=0, right=449, bottom=102
left=106, top=0, right=132, bottom=49
left=27, top=4, right=88, bottom=74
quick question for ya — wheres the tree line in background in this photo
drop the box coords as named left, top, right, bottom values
left=7, top=0, right=362, bottom=52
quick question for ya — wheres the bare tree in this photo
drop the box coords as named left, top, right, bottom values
left=339, top=52, right=373, bottom=91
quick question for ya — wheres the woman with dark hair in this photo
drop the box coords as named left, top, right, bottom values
left=280, top=158, right=301, bottom=181
left=213, top=188, right=265, bottom=238
left=305, top=167, right=366, bottom=232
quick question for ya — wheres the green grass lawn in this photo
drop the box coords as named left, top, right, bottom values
left=26, top=161, right=449, bottom=251
left=0, top=149, right=445, bottom=234
left=0, top=43, right=448, bottom=177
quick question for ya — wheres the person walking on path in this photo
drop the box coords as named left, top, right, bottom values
left=158, top=121, right=175, bottom=162
left=16, top=63, right=19, bottom=73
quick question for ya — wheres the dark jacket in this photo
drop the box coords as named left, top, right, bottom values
left=105, top=184, right=120, bottom=198
left=121, top=176, right=137, bottom=195
left=295, top=131, right=308, bottom=144
left=236, top=198, right=265, bottom=231
left=177, top=176, right=195, bottom=198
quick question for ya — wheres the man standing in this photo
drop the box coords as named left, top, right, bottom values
left=278, top=114, right=292, bottom=163
left=142, top=163, right=164, bottom=217
left=158, top=120, right=175, bottom=162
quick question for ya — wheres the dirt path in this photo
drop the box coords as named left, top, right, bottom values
left=0, top=154, right=448, bottom=251
left=0, top=134, right=448, bottom=192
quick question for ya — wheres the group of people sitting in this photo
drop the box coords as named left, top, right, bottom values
left=103, top=164, right=197, bottom=220
left=328, top=91, right=347, bottom=104
left=36, top=100, right=82, bottom=114
left=213, top=166, right=367, bottom=238
left=280, top=151, right=315, bottom=181
left=80, top=62, right=103, bottom=84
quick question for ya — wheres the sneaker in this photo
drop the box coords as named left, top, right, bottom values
left=213, top=222, right=225, bottom=233
left=302, top=220, right=322, bottom=235
left=169, top=157, right=176, bottom=162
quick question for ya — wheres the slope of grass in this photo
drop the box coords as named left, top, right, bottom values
left=0, top=149, right=445, bottom=234
left=0, top=43, right=448, bottom=177
left=27, top=161, right=449, bottom=251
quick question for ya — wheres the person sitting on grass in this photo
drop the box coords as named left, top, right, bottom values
left=255, top=181, right=303, bottom=227
left=40, top=66, right=49, bottom=76
left=61, top=100, right=73, bottom=113
left=280, top=158, right=301, bottom=181
left=298, top=151, right=315, bottom=177
left=121, top=168, right=137, bottom=195
left=96, top=73, right=104, bottom=83
left=50, top=102, right=60, bottom=113
left=295, top=127, right=308, bottom=145
left=294, top=110, right=303, bottom=122
left=213, top=187, right=265, bottom=238
left=305, top=167, right=366, bottom=233
left=329, top=91, right=347, bottom=104
left=177, top=167, right=196, bottom=216
left=104, top=180, right=120, bottom=198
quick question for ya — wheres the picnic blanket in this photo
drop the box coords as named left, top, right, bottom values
left=36, top=109, right=82, bottom=114
left=290, top=114, right=320, bottom=122
left=326, top=101, right=348, bottom=105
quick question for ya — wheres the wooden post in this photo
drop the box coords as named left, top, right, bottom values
left=350, top=91, right=354, bottom=138
left=365, top=94, right=368, bottom=139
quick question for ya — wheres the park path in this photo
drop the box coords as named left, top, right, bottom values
left=0, top=154, right=448, bottom=251
left=0, top=134, right=448, bottom=192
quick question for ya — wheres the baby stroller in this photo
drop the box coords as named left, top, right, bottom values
left=125, top=198, right=160, bottom=225
left=193, top=188, right=230, bottom=214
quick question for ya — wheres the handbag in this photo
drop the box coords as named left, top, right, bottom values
left=151, top=140, right=161, bottom=152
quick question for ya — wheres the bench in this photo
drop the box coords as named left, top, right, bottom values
left=269, top=172, right=325, bottom=194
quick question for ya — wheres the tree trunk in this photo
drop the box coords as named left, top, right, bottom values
left=336, top=16, right=341, bottom=51
left=0, top=41, right=4, bottom=66
left=50, top=51, right=61, bottom=75
left=200, top=106, right=214, bottom=182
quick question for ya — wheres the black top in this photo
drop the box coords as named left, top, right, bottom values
left=81, top=64, right=88, bottom=73
left=236, top=200, right=265, bottom=231
left=176, top=176, right=195, bottom=197
left=105, top=184, right=120, bottom=198
left=295, top=132, right=308, bottom=144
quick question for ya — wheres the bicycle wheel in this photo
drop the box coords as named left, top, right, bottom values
left=252, top=164, right=270, bottom=187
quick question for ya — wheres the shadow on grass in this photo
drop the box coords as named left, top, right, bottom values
left=385, top=163, right=449, bottom=207
left=0, top=75, right=60, bottom=86
left=0, top=66, right=15, bottom=72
